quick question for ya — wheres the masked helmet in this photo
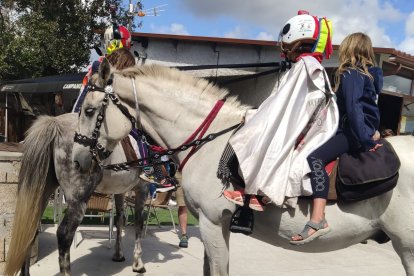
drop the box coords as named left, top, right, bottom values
left=104, top=23, right=132, bottom=55
left=279, top=11, right=333, bottom=60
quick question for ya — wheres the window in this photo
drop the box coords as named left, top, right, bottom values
left=383, top=75, right=412, bottom=96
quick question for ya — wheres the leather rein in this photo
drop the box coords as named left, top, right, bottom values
left=74, top=76, right=240, bottom=171
left=73, top=76, right=137, bottom=162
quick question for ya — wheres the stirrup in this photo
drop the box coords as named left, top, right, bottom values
left=229, top=195, right=254, bottom=235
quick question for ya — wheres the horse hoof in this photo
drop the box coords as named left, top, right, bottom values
left=133, top=267, right=146, bottom=273
left=112, top=256, right=126, bottom=262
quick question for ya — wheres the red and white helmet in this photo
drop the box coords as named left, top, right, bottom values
left=279, top=10, right=333, bottom=60
left=279, top=12, right=318, bottom=50
left=104, top=23, right=132, bottom=55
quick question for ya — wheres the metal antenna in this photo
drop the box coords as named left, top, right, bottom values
left=126, top=1, right=167, bottom=30
left=128, top=0, right=134, bottom=32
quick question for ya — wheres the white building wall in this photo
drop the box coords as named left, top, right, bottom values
left=131, top=38, right=288, bottom=106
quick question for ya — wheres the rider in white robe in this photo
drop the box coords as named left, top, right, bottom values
left=230, top=57, right=338, bottom=207
left=227, top=12, right=338, bottom=208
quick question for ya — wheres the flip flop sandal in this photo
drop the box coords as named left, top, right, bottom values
left=223, top=190, right=245, bottom=207
left=248, top=196, right=266, bottom=212
left=289, top=219, right=331, bottom=245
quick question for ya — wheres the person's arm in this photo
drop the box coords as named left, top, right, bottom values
left=341, top=70, right=377, bottom=150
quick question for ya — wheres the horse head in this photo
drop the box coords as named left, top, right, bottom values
left=72, top=58, right=139, bottom=172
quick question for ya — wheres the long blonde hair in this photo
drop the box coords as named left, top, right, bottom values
left=335, top=32, right=376, bottom=91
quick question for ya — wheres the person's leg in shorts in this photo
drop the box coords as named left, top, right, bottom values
left=174, top=173, right=189, bottom=248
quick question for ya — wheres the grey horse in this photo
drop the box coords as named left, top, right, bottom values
left=6, top=97, right=149, bottom=274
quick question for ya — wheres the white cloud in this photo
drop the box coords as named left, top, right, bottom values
left=224, top=26, right=243, bottom=38
left=170, top=23, right=190, bottom=35
left=256, top=32, right=275, bottom=41
left=180, top=0, right=404, bottom=49
left=398, top=11, right=414, bottom=55
left=398, top=37, right=414, bottom=55
left=405, top=11, right=414, bottom=36
left=150, top=23, right=189, bottom=35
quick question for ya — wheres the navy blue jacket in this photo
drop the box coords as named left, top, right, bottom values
left=73, top=60, right=102, bottom=113
left=336, top=67, right=383, bottom=151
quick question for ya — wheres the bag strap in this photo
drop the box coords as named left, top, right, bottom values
left=322, top=69, right=333, bottom=104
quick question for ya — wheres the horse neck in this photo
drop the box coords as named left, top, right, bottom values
left=136, top=76, right=247, bottom=160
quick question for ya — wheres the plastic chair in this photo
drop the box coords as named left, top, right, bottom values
left=143, top=185, right=177, bottom=237
left=74, top=192, right=114, bottom=248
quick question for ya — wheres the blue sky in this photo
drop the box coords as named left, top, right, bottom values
left=127, top=0, right=414, bottom=54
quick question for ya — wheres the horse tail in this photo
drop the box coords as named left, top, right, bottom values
left=5, top=115, right=61, bottom=276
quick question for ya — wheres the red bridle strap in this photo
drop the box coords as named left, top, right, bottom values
left=178, top=99, right=226, bottom=171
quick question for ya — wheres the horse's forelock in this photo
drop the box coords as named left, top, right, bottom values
left=89, top=73, right=101, bottom=87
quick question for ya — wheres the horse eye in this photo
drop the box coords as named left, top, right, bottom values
left=85, top=108, right=95, bottom=117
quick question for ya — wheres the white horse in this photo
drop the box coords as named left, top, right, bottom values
left=5, top=114, right=150, bottom=273
left=72, top=59, right=414, bottom=275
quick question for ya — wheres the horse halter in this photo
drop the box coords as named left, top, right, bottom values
left=74, top=75, right=137, bottom=162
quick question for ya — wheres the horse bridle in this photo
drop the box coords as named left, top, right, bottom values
left=74, top=75, right=240, bottom=172
left=74, top=75, right=137, bottom=162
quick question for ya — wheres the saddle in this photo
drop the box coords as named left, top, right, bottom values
left=121, top=136, right=138, bottom=162
left=326, top=139, right=400, bottom=202
left=120, top=136, right=179, bottom=180
left=219, top=136, right=400, bottom=235
left=218, top=138, right=400, bottom=203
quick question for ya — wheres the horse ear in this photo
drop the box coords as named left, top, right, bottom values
left=98, top=58, right=112, bottom=84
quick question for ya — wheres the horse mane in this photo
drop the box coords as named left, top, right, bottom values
left=115, top=64, right=249, bottom=110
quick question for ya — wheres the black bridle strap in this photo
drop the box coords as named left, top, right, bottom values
left=101, top=122, right=241, bottom=171
left=109, top=93, right=137, bottom=125
left=74, top=79, right=137, bottom=162
left=74, top=93, right=111, bottom=161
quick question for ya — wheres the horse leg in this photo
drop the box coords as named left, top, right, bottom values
left=19, top=252, right=30, bottom=276
left=131, top=183, right=149, bottom=273
left=199, top=211, right=231, bottom=276
left=112, top=193, right=126, bottom=262
left=203, top=249, right=211, bottom=276
left=379, top=191, right=414, bottom=275
left=20, top=228, right=41, bottom=276
left=393, top=243, right=414, bottom=276
left=57, top=201, right=86, bottom=276
left=384, top=220, right=414, bottom=275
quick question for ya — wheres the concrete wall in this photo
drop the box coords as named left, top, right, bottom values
left=132, top=38, right=287, bottom=107
left=129, top=37, right=343, bottom=108
left=122, top=35, right=412, bottom=130
left=0, top=150, right=37, bottom=274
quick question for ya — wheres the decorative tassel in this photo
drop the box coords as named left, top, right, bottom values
left=323, top=17, right=333, bottom=59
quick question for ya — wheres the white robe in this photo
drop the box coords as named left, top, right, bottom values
left=229, top=56, right=339, bottom=207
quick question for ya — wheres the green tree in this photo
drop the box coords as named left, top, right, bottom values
left=0, top=0, right=129, bottom=81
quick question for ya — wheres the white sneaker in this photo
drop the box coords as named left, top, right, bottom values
left=155, top=184, right=175, bottom=192
left=139, top=172, right=154, bottom=183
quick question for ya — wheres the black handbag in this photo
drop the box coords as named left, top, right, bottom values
left=335, top=139, right=400, bottom=201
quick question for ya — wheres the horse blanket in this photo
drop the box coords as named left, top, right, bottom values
left=229, top=56, right=339, bottom=207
